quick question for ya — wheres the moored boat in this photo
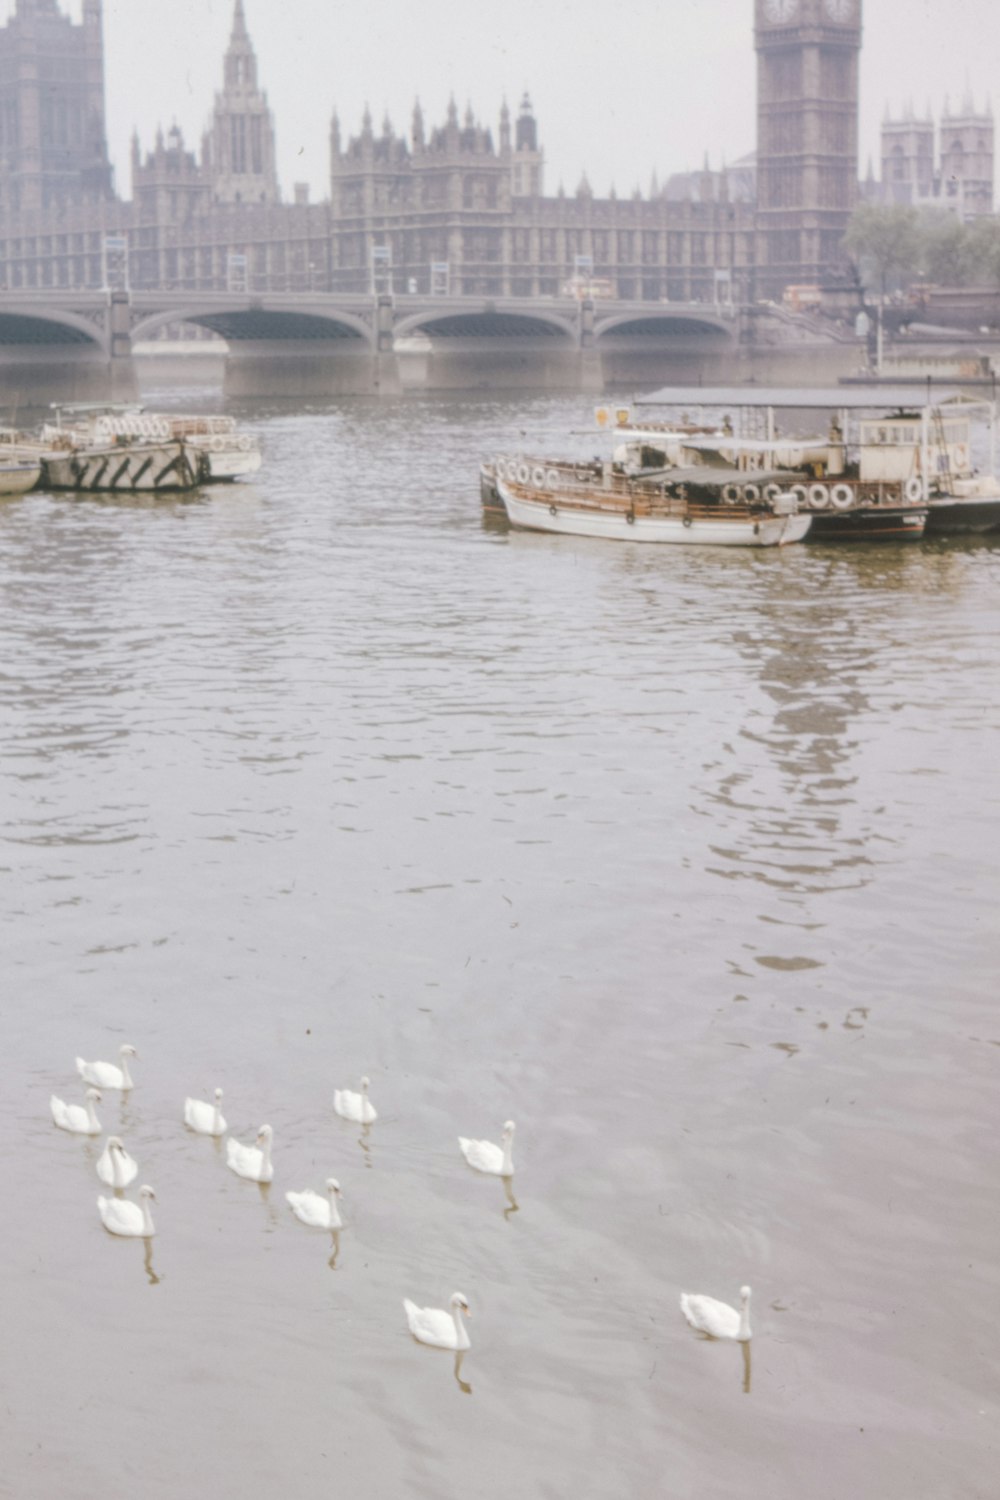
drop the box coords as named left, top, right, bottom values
left=483, top=455, right=811, bottom=546
left=624, top=384, right=1000, bottom=543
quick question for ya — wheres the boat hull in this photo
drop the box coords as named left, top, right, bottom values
left=496, top=477, right=810, bottom=547
left=41, top=442, right=200, bottom=493
left=925, top=497, right=1000, bottom=535
left=0, top=460, right=42, bottom=496
left=806, top=505, right=928, bottom=543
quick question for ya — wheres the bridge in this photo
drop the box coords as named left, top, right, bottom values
left=0, top=287, right=831, bottom=402
left=0, top=288, right=740, bottom=401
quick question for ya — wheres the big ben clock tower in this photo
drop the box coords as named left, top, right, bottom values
left=755, top=0, right=862, bottom=298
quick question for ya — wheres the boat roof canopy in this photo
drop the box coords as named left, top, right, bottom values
left=636, top=464, right=808, bottom=487
left=634, top=384, right=990, bottom=411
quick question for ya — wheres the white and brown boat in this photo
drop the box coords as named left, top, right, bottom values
left=482, top=454, right=811, bottom=547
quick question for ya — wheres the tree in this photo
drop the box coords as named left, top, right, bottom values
left=968, top=217, right=1000, bottom=289
left=917, top=209, right=976, bottom=286
left=843, top=203, right=921, bottom=299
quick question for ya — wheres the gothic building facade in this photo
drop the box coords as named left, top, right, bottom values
left=0, top=0, right=869, bottom=302
left=880, top=97, right=994, bottom=222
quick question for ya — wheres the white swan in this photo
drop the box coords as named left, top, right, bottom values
left=98, top=1184, right=156, bottom=1238
left=184, top=1088, right=227, bottom=1137
left=76, top=1044, right=138, bottom=1091
left=458, top=1120, right=515, bottom=1176
left=333, top=1076, right=377, bottom=1124
left=680, top=1285, right=752, bottom=1341
left=403, top=1292, right=471, bottom=1351
left=96, top=1136, right=138, bottom=1188
left=50, top=1088, right=102, bottom=1135
left=225, top=1123, right=274, bottom=1182
left=286, top=1178, right=342, bottom=1229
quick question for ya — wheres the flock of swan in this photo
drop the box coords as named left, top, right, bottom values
left=51, top=1042, right=752, bottom=1357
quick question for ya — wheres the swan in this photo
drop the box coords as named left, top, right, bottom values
left=403, top=1292, right=471, bottom=1351
left=680, top=1285, right=752, bottom=1341
left=225, top=1123, right=274, bottom=1182
left=333, top=1076, right=377, bottom=1124
left=459, top=1120, right=515, bottom=1177
left=76, top=1044, right=138, bottom=1091
left=96, top=1136, right=138, bottom=1188
left=50, top=1088, right=102, bottom=1135
left=286, top=1178, right=342, bottom=1229
left=98, top=1184, right=156, bottom=1238
left=184, top=1088, right=227, bottom=1137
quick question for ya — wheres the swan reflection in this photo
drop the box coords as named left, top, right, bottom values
left=143, top=1239, right=160, bottom=1286
left=502, top=1178, right=519, bottom=1219
left=741, top=1341, right=752, bottom=1394
left=327, top=1229, right=341, bottom=1270
left=454, top=1351, right=472, bottom=1394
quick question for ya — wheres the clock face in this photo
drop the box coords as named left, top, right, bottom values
left=763, top=0, right=799, bottom=20
left=823, top=0, right=854, bottom=19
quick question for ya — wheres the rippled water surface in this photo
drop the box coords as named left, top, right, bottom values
left=2, top=390, right=998, bottom=1499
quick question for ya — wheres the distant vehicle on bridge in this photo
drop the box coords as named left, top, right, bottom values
left=560, top=276, right=614, bottom=300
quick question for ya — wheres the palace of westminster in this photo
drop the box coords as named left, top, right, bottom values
left=0, top=0, right=994, bottom=307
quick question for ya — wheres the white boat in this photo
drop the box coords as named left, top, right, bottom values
left=121, top=414, right=261, bottom=482
left=0, top=426, right=48, bottom=495
left=0, top=456, right=41, bottom=495
left=487, top=459, right=810, bottom=547
left=622, top=384, right=1000, bottom=541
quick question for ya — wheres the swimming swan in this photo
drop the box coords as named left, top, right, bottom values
left=76, top=1044, right=138, bottom=1091
left=96, top=1136, right=138, bottom=1188
left=225, top=1123, right=274, bottom=1182
left=458, top=1120, right=515, bottom=1176
left=680, top=1285, right=752, bottom=1341
left=403, top=1292, right=471, bottom=1351
left=98, top=1184, right=156, bottom=1237
left=333, top=1076, right=377, bottom=1124
left=286, top=1178, right=342, bottom=1229
left=184, top=1088, right=227, bottom=1137
left=50, top=1088, right=102, bottom=1135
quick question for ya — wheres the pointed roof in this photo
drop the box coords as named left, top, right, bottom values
left=231, top=0, right=249, bottom=42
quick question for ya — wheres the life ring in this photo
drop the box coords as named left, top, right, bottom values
left=238, top=435, right=252, bottom=452
left=516, top=463, right=530, bottom=485
left=546, top=468, right=560, bottom=488
left=682, top=516, right=692, bottom=528
left=763, top=483, right=782, bottom=503
left=626, top=511, right=635, bottom=525
left=548, top=503, right=557, bottom=516
left=808, top=483, right=830, bottom=510
left=904, top=476, right=923, bottom=503
left=531, top=465, right=546, bottom=487
left=788, top=484, right=809, bottom=509
left=742, top=483, right=761, bottom=503
left=506, top=460, right=519, bottom=481
left=153, top=418, right=171, bottom=440
left=721, top=483, right=741, bottom=505
left=830, top=483, right=854, bottom=510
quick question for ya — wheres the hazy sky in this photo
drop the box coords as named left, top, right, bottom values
left=21, top=0, right=1000, bottom=203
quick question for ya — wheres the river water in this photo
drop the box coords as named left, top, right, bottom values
left=1, top=388, right=998, bottom=1500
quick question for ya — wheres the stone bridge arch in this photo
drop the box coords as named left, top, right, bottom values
left=130, top=303, right=375, bottom=347
left=0, top=305, right=109, bottom=354
left=394, top=306, right=579, bottom=343
left=594, top=310, right=735, bottom=344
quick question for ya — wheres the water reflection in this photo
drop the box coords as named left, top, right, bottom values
left=741, top=1341, right=752, bottom=1395
left=502, top=1178, right=519, bottom=1219
left=143, top=1239, right=161, bottom=1287
left=327, top=1229, right=341, bottom=1270
left=453, top=1351, right=472, bottom=1394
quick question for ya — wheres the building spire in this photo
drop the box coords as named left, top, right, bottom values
left=231, top=0, right=249, bottom=41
